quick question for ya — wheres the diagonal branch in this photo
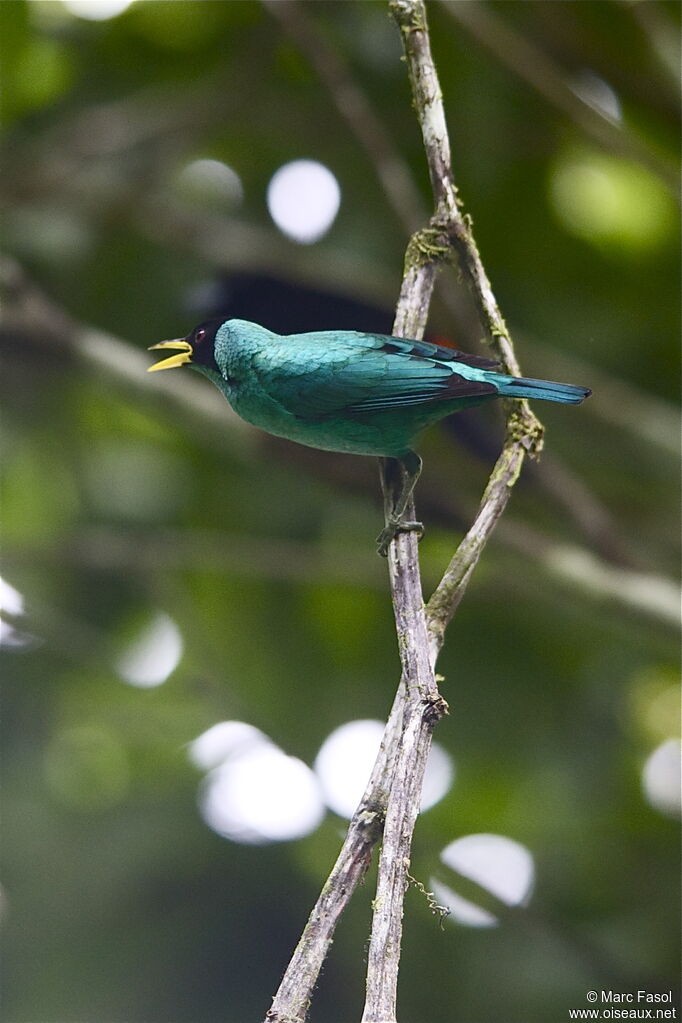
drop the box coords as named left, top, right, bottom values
left=426, top=436, right=526, bottom=659
left=264, top=680, right=406, bottom=1023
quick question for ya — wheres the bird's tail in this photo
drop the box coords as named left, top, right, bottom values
left=493, top=374, right=591, bottom=405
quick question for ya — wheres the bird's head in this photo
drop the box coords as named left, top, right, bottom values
left=147, top=319, right=224, bottom=374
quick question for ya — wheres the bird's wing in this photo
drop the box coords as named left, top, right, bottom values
left=250, top=331, right=499, bottom=419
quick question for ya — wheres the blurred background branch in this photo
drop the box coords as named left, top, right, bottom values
left=3, top=255, right=677, bottom=629
left=263, top=0, right=427, bottom=235
left=441, top=0, right=679, bottom=196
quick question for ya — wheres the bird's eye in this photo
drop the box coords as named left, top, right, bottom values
left=195, top=328, right=206, bottom=344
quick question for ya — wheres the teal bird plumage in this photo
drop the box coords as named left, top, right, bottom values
left=149, top=318, right=590, bottom=553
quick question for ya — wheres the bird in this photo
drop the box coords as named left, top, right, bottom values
left=148, top=318, right=591, bottom=555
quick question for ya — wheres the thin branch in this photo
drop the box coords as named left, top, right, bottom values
left=365, top=1, right=549, bottom=673
left=266, top=7, right=457, bottom=1020
left=265, top=682, right=406, bottom=1023
left=362, top=457, right=446, bottom=1023
left=361, top=688, right=444, bottom=1023
left=264, top=185, right=448, bottom=1023
left=426, top=438, right=525, bottom=658
left=363, top=0, right=538, bottom=1017
left=359, top=87, right=459, bottom=1020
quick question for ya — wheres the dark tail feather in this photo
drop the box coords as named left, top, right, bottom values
left=496, top=375, right=591, bottom=405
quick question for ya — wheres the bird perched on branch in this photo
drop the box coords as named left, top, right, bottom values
left=149, top=318, right=590, bottom=554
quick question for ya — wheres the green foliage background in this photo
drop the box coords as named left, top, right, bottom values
left=1, top=2, right=679, bottom=1021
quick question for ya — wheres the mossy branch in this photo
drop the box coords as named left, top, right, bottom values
left=268, top=3, right=550, bottom=1021
left=364, top=2, right=545, bottom=1020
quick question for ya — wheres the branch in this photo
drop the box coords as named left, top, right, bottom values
left=426, top=438, right=524, bottom=657
left=266, top=7, right=456, bottom=1020
left=264, top=253, right=449, bottom=1023
left=362, top=456, right=446, bottom=1023
left=265, top=682, right=406, bottom=1023
left=359, top=0, right=540, bottom=1016
left=376, top=0, right=548, bottom=668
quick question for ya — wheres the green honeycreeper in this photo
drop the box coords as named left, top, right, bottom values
left=148, top=318, right=590, bottom=555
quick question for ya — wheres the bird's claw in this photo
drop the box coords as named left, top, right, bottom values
left=376, top=518, right=424, bottom=557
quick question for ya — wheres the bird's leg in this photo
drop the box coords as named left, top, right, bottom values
left=376, top=451, right=424, bottom=556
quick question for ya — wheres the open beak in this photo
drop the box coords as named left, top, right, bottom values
left=147, top=339, right=193, bottom=372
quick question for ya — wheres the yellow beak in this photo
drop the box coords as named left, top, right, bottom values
left=147, top=339, right=193, bottom=372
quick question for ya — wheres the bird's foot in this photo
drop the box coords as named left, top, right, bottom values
left=376, top=518, right=424, bottom=557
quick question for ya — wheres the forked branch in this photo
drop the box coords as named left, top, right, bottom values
left=265, top=3, right=545, bottom=1021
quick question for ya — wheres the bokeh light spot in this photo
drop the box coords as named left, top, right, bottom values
left=190, top=722, right=326, bottom=844
left=116, top=612, right=183, bottom=688
left=314, top=719, right=454, bottom=819
left=188, top=721, right=270, bottom=771
left=175, top=159, right=244, bottom=208
left=429, top=881, right=498, bottom=929
left=267, top=160, right=341, bottom=244
left=569, top=70, right=622, bottom=123
left=432, top=833, right=535, bottom=928
left=628, top=665, right=681, bottom=744
left=199, top=742, right=324, bottom=845
left=642, top=740, right=682, bottom=818
left=0, top=576, right=38, bottom=649
left=0, top=577, right=24, bottom=617
left=60, top=0, right=135, bottom=20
